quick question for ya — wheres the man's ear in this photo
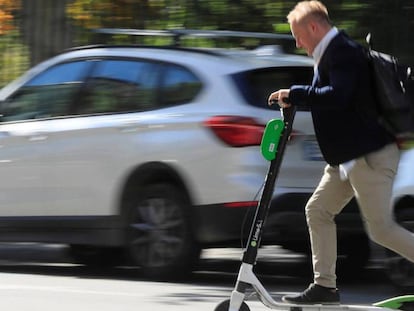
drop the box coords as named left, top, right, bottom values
left=309, top=21, right=318, bottom=34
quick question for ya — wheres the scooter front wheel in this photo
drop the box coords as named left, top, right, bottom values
left=214, top=299, right=250, bottom=311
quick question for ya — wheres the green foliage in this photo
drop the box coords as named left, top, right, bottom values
left=0, top=0, right=20, bottom=34
left=0, top=0, right=413, bottom=88
left=65, top=0, right=414, bottom=64
left=0, top=31, right=29, bottom=87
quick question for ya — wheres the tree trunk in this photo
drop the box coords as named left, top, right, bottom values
left=20, top=0, right=74, bottom=66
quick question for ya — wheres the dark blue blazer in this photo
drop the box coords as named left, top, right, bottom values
left=289, top=31, right=394, bottom=166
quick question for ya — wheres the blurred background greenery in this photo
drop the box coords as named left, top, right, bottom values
left=0, top=0, right=412, bottom=87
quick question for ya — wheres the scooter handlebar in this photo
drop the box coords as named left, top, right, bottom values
left=269, top=97, right=289, bottom=106
left=269, top=97, right=296, bottom=123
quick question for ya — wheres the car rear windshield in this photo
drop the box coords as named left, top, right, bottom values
left=233, top=66, right=313, bottom=110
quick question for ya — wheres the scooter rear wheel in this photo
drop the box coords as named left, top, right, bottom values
left=214, top=299, right=250, bottom=311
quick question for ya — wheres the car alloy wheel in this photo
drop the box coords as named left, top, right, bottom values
left=126, top=183, right=199, bottom=280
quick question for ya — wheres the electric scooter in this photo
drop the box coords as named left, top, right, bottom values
left=214, top=102, right=414, bottom=311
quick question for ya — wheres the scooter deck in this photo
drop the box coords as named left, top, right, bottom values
left=228, top=263, right=405, bottom=311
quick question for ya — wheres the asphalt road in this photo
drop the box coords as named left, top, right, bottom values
left=0, top=244, right=405, bottom=311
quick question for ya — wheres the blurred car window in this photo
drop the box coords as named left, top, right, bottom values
left=0, top=61, right=92, bottom=121
left=28, top=61, right=91, bottom=86
left=233, top=67, right=313, bottom=111
left=77, top=59, right=160, bottom=114
left=159, top=64, right=202, bottom=106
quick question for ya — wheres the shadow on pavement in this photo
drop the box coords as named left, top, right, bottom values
left=0, top=243, right=389, bottom=286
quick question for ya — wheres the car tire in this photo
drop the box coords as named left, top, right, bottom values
left=385, top=249, right=414, bottom=290
left=385, top=200, right=414, bottom=290
left=125, top=183, right=200, bottom=280
left=337, top=234, right=370, bottom=277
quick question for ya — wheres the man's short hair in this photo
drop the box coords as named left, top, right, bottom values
left=287, top=1, right=331, bottom=25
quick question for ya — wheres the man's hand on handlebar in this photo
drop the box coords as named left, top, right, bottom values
left=268, top=89, right=291, bottom=108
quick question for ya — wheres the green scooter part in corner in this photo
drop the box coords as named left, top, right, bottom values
left=373, top=295, right=414, bottom=309
left=261, top=118, right=284, bottom=161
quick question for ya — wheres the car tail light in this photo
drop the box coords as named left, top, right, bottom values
left=224, top=201, right=259, bottom=208
left=204, top=116, right=265, bottom=147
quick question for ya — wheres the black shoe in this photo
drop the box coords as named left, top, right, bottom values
left=282, top=283, right=340, bottom=305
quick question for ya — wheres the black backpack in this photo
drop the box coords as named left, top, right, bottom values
left=365, top=33, right=414, bottom=138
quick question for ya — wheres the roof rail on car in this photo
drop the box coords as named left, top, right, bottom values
left=93, top=28, right=294, bottom=47
left=63, top=43, right=240, bottom=58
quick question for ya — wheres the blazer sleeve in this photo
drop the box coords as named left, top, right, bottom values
left=288, top=43, right=365, bottom=111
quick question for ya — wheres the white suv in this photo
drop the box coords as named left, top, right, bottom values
left=0, top=40, right=322, bottom=279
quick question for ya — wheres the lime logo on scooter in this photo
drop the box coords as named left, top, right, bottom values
left=261, top=119, right=284, bottom=161
left=251, top=219, right=264, bottom=247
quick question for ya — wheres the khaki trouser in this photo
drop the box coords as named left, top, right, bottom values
left=306, top=143, right=414, bottom=288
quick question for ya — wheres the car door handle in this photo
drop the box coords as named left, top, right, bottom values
left=118, top=122, right=143, bottom=133
left=28, top=134, right=48, bottom=141
left=119, top=126, right=139, bottom=133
